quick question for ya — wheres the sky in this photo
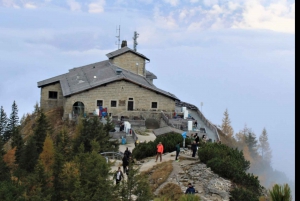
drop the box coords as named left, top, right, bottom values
left=0, top=0, right=294, bottom=182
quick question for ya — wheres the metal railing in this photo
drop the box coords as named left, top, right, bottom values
left=176, top=101, right=220, bottom=142
left=100, top=152, right=124, bottom=163
left=161, top=111, right=175, bottom=128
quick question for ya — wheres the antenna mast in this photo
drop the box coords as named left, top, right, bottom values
left=133, top=31, right=139, bottom=51
left=115, top=25, right=121, bottom=49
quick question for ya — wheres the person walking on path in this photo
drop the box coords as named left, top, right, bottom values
left=155, top=142, right=164, bottom=162
left=194, top=133, right=200, bottom=146
left=175, top=142, right=180, bottom=161
left=124, top=147, right=131, bottom=158
left=185, top=183, right=196, bottom=194
left=191, top=141, right=197, bottom=157
left=113, top=167, right=124, bottom=185
left=122, top=155, right=129, bottom=174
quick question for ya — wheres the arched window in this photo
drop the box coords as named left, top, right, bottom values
left=73, top=101, right=85, bottom=116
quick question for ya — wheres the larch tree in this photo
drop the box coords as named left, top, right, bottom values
left=0, top=138, right=10, bottom=181
left=258, top=128, right=272, bottom=165
left=0, top=106, right=8, bottom=142
left=221, top=108, right=234, bottom=138
left=235, top=124, right=248, bottom=150
left=39, top=135, right=55, bottom=173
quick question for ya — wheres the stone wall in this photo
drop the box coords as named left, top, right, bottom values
left=111, top=52, right=146, bottom=76
left=62, top=80, right=175, bottom=118
left=40, top=82, right=64, bottom=111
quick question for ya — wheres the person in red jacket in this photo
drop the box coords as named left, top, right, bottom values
left=155, top=142, right=164, bottom=162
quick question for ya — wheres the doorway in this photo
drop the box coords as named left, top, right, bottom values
left=73, top=101, right=85, bottom=116
left=127, top=101, right=134, bottom=111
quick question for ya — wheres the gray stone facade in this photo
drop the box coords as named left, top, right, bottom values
left=40, top=82, right=64, bottom=111
left=38, top=45, right=178, bottom=120
left=110, top=52, right=146, bottom=76
left=40, top=80, right=176, bottom=119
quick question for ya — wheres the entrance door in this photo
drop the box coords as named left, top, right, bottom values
left=127, top=101, right=134, bottom=111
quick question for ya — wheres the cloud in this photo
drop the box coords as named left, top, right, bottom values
left=203, top=0, right=218, bottom=7
left=164, top=0, right=179, bottom=6
left=88, top=0, right=105, bottom=13
left=190, top=0, right=198, bottom=3
left=24, top=2, right=37, bottom=9
left=1, top=0, right=20, bottom=8
left=232, top=0, right=295, bottom=34
left=67, top=0, right=81, bottom=11
left=153, top=6, right=178, bottom=29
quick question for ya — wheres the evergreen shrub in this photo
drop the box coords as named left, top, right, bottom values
left=197, top=142, right=263, bottom=200
left=132, top=132, right=185, bottom=160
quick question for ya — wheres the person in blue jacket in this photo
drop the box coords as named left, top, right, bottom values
left=185, top=183, right=196, bottom=194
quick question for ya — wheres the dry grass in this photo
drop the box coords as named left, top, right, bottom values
left=157, top=183, right=183, bottom=201
left=135, top=129, right=150, bottom=136
left=141, top=160, right=173, bottom=191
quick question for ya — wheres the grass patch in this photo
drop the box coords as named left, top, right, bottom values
left=157, top=183, right=183, bottom=201
left=141, top=160, right=173, bottom=191
left=135, top=129, right=150, bottom=136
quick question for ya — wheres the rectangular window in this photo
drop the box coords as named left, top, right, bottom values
left=97, top=100, right=103, bottom=106
left=111, top=100, right=117, bottom=107
left=48, top=91, right=58, bottom=99
left=151, top=102, right=158, bottom=108
left=129, top=98, right=133, bottom=100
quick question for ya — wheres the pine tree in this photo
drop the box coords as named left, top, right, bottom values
left=52, top=146, right=65, bottom=201
left=258, top=128, right=272, bottom=164
left=12, top=127, right=24, bottom=165
left=20, top=137, right=39, bottom=172
left=73, top=141, right=116, bottom=200
left=245, top=130, right=258, bottom=158
left=33, top=112, right=50, bottom=155
left=221, top=108, right=234, bottom=138
left=73, top=116, right=111, bottom=153
left=5, top=101, right=19, bottom=143
left=0, top=106, right=8, bottom=142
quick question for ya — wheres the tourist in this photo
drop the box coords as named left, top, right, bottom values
left=194, top=133, right=200, bottom=145
left=191, top=141, right=197, bottom=157
left=194, top=120, right=198, bottom=128
left=155, top=142, right=164, bottom=162
left=185, top=183, right=196, bottom=194
left=124, top=147, right=131, bottom=158
left=114, top=167, right=124, bottom=185
left=175, top=142, right=180, bottom=161
left=122, top=155, right=129, bottom=173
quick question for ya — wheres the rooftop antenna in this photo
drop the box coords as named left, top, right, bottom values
left=133, top=31, right=139, bottom=51
left=115, top=25, right=121, bottom=49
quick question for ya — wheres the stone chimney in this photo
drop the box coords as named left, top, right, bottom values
left=121, top=40, right=127, bottom=48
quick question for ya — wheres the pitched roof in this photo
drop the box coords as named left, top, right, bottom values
left=37, top=60, right=179, bottom=100
left=106, top=47, right=150, bottom=61
left=146, top=70, right=157, bottom=79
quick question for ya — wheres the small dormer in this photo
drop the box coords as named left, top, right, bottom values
left=106, top=40, right=150, bottom=77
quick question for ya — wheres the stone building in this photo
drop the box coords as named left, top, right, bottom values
left=37, top=41, right=179, bottom=120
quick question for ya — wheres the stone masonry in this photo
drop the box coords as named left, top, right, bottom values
left=40, top=80, right=176, bottom=119
left=111, top=52, right=146, bottom=76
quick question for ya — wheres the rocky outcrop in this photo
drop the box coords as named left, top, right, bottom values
left=164, top=159, right=231, bottom=201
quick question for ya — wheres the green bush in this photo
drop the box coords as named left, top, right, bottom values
left=230, top=187, right=259, bottom=201
left=269, top=183, right=292, bottom=201
left=132, top=132, right=185, bottom=160
left=197, top=142, right=263, bottom=200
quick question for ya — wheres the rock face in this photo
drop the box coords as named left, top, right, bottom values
left=166, top=161, right=232, bottom=201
